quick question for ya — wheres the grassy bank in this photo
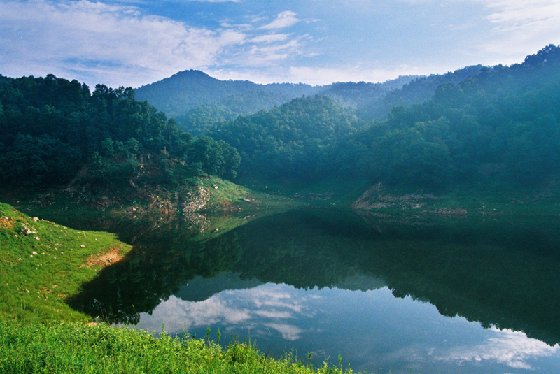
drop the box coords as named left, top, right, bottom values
left=0, top=202, right=131, bottom=322
left=0, top=323, right=351, bottom=374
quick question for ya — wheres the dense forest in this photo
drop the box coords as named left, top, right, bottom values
left=0, top=75, right=240, bottom=191
left=212, top=95, right=362, bottom=180
left=208, top=44, right=560, bottom=190
left=337, top=44, right=560, bottom=189
left=2, top=45, right=560, bottom=196
left=135, top=70, right=318, bottom=129
left=134, top=70, right=420, bottom=133
left=134, top=65, right=489, bottom=135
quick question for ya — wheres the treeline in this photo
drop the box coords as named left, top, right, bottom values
left=0, top=75, right=240, bottom=190
left=336, top=44, right=560, bottom=189
left=212, top=96, right=362, bottom=180
left=212, top=45, right=560, bottom=191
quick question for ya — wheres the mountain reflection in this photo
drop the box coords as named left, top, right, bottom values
left=69, top=208, right=560, bottom=344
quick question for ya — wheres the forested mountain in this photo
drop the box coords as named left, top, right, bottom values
left=318, top=75, right=419, bottom=119
left=2, top=45, right=559, bottom=197
left=332, top=44, right=560, bottom=189
left=134, top=65, right=490, bottom=135
left=135, top=70, right=419, bottom=134
left=202, top=44, right=560, bottom=192
left=135, top=70, right=319, bottom=131
left=211, top=95, right=361, bottom=181
left=367, top=65, right=486, bottom=119
left=0, top=75, right=240, bottom=191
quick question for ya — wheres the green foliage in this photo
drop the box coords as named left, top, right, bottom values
left=213, top=96, right=362, bottom=181
left=135, top=69, right=318, bottom=121
left=0, top=323, right=353, bottom=374
left=331, top=44, right=560, bottom=190
left=0, top=202, right=131, bottom=322
left=0, top=75, right=240, bottom=190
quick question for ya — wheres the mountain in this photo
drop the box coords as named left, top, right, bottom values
left=135, top=70, right=421, bottom=133
left=334, top=44, right=560, bottom=189
left=135, top=69, right=319, bottom=121
left=201, top=44, right=560, bottom=191
left=134, top=65, right=491, bottom=134
left=319, top=75, right=420, bottom=117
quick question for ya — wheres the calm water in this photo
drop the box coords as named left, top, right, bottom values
left=69, top=208, right=560, bottom=373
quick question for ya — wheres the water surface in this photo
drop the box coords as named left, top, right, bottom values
left=70, top=208, right=560, bottom=373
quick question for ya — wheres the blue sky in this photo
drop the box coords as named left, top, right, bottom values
left=1, top=0, right=559, bottom=87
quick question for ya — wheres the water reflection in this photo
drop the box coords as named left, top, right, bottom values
left=68, top=208, right=560, bottom=372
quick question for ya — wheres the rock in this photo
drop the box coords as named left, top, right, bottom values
left=80, top=244, right=86, bottom=248
left=32, top=217, right=39, bottom=222
left=21, top=225, right=37, bottom=236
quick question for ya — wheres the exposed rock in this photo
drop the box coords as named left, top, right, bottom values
left=352, top=183, right=438, bottom=210
left=21, top=225, right=37, bottom=236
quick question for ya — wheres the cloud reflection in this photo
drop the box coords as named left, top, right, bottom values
left=134, top=282, right=314, bottom=340
left=435, top=326, right=560, bottom=369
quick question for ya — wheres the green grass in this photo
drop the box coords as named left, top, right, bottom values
left=0, top=202, right=131, bottom=322
left=195, top=175, right=300, bottom=211
left=0, top=320, right=353, bottom=374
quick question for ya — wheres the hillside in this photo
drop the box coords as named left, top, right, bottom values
left=0, top=75, right=241, bottom=202
left=336, top=44, right=560, bottom=191
left=0, top=202, right=131, bottom=322
left=135, top=70, right=319, bottom=132
left=135, top=70, right=420, bottom=133
left=134, top=65, right=492, bottom=135
left=211, top=95, right=362, bottom=181
left=197, top=45, right=560, bottom=198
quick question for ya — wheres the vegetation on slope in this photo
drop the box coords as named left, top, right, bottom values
left=204, top=45, right=560, bottom=197
left=0, top=323, right=353, bottom=374
left=135, top=69, right=317, bottom=120
left=334, top=44, right=560, bottom=190
left=134, top=70, right=418, bottom=133
left=212, top=95, right=362, bottom=181
left=0, top=75, right=240, bottom=193
left=0, top=202, right=131, bottom=322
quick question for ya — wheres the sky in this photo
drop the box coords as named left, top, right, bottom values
left=0, top=0, right=559, bottom=88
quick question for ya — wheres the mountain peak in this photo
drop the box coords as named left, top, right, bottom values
left=172, top=69, right=215, bottom=81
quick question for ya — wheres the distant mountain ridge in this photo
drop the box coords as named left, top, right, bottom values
left=135, top=69, right=318, bottom=118
left=134, top=65, right=491, bottom=133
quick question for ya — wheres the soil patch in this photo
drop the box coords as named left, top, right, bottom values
left=84, top=247, right=124, bottom=268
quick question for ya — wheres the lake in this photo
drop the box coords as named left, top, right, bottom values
left=69, top=208, right=560, bottom=373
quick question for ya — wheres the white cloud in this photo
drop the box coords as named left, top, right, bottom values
left=251, top=33, right=289, bottom=43
left=262, top=10, right=299, bottom=30
left=475, top=0, right=560, bottom=64
left=434, top=326, right=560, bottom=370
left=0, top=0, right=246, bottom=87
